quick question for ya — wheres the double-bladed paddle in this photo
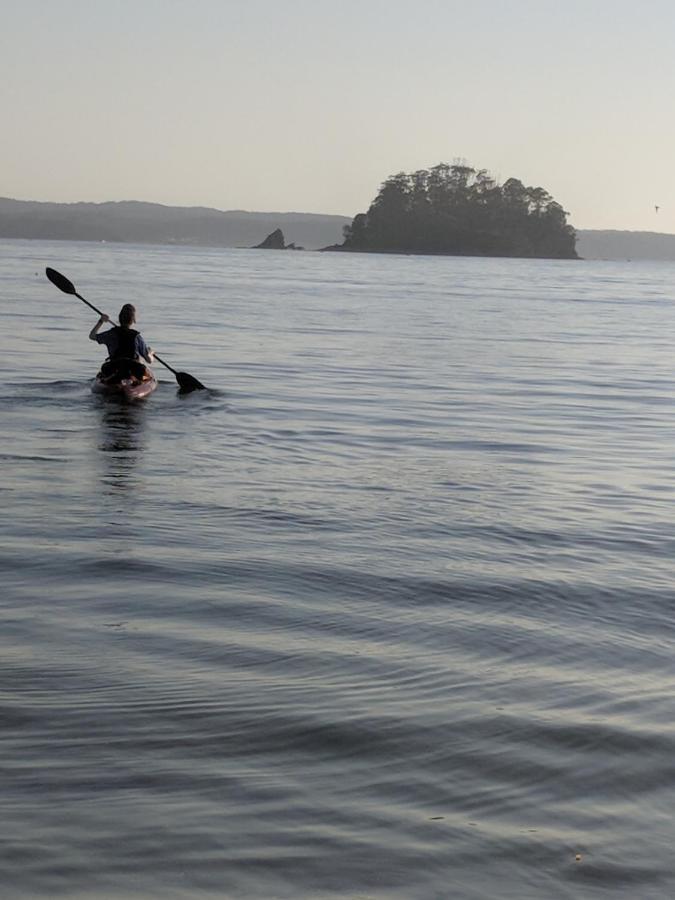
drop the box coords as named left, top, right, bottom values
left=45, top=267, right=206, bottom=392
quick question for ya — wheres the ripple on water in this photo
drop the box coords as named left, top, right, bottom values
left=4, top=246, right=675, bottom=898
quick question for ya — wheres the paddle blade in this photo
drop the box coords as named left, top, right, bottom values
left=45, top=267, right=77, bottom=295
left=176, top=371, right=206, bottom=392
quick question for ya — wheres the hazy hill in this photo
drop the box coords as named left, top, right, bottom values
left=576, top=230, right=675, bottom=260
left=0, top=198, right=351, bottom=250
left=4, top=198, right=675, bottom=261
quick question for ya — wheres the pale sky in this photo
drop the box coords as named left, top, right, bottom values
left=3, top=0, right=675, bottom=231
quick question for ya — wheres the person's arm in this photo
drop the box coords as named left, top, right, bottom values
left=89, top=314, right=110, bottom=341
left=137, top=334, right=154, bottom=364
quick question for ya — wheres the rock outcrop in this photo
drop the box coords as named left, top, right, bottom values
left=253, top=228, right=304, bottom=250
left=254, top=228, right=286, bottom=249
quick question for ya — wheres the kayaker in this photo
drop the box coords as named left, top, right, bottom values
left=89, top=303, right=155, bottom=382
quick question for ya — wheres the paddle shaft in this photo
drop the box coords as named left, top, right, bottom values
left=151, top=353, right=179, bottom=375
left=75, top=291, right=107, bottom=319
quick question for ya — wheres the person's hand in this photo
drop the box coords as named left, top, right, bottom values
left=99, top=313, right=110, bottom=323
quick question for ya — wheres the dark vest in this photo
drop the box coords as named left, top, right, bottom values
left=110, top=326, right=139, bottom=360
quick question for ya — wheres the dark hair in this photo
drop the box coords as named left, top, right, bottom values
left=119, top=304, right=136, bottom=327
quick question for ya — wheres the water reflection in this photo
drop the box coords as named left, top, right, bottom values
left=96, top=399, right=147, bottom=493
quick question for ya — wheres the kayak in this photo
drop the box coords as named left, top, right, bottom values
left=92, top=369, right=159, bottom=400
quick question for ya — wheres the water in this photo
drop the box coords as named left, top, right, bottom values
left=3, top=239, right=675, bottom=899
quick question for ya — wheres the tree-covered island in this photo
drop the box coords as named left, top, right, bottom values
left=338, top=162, right=577, bottom=259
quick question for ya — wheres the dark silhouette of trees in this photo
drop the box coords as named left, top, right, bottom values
left=341, top=163, right=577, bottom=258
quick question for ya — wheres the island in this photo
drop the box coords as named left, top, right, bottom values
left=332, top=163, right=577, bottom=259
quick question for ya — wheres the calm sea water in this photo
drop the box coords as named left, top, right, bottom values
left=3, top=238, right=675, bottom=899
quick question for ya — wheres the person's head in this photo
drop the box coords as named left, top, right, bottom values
left=119, top=303, right=137, bottom=328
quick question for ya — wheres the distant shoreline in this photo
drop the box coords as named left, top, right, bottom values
left=320, top=244, right=584, bottom=260
left=4, top=233, right=675, bottom=263
left=2, top=197, right=675, bottom=259
left=0, top=197, right=350, bottom=252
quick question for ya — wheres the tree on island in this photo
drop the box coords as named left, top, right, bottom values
left=340, top=162, right=577, bottom=259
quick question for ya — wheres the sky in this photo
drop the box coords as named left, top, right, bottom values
left=3, top=0, right=675, bottom=231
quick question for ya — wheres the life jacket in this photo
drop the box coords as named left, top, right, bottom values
left=110, top=326, right=140, bottom=360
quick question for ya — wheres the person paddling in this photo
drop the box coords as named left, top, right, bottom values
left=89, top=303, right=155, bottom=383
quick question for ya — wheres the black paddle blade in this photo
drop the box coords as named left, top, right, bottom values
left=176, top=371, right=206, bottom=392
left=45, top=267, right=77, bottom=295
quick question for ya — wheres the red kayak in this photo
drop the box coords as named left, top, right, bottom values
left=92, top=369, right=159, bottom=400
